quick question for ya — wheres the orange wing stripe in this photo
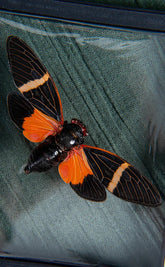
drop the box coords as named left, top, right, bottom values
left=59, top=147, right=93, bottom=184
left=23, top=108, right=61, bottom=143
left=18, top=72, right=50, bottom=92
left=107, top=162, right=130, bottom=192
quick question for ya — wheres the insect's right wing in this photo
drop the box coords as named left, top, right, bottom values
left=58, top=144, right=161, bottom=206
left=82, top=145, right=161, bottom=206
left=58, top=147, right=106, bottom=201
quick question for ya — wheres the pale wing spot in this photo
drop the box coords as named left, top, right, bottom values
left=107, top=162, right=130, bottom=192
left=18, top=72, right=50, bottom=92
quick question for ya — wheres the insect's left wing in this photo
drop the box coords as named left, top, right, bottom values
left=7, top=92, right=61, bottom=143
left=7, top=36, right=64, bottom=123
left=82, top=145, right=161, bottom=206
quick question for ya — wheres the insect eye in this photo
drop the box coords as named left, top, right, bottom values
left=71, top=118, right=88, bottom=137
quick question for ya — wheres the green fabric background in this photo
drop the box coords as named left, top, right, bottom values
left=0, top=11, right=165, bottom=267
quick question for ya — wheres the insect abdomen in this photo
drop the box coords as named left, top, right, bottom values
left=24, top=140, right=63, bottom=174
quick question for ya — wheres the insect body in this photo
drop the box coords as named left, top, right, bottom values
left=7, top=36, right=161, bottom=206
left=24, top=121, right=85, bottom=174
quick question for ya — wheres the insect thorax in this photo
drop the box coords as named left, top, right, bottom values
left=55, top=121, right=85, bottom=151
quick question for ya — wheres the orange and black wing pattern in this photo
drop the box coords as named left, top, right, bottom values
left=7, top=36, right=63, bottom=122
left=7, top=36, right=64, bottom=142
left=58, top=146, right=106, bottom=201
left=59, top=145, right=161, bottom=206
left=83, top=145, right=161, bottom=206
left=7, top=92, right=60, bottom=143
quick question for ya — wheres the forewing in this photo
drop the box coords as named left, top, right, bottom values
left=8, top=92, right=61, bottom=143
left=83, top=145, right=161, bottom=206
left=7, top=36, right=64, bottom=123
left=58, top=147, right=106, bottom=201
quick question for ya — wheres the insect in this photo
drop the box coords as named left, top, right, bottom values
left=7, top=36, right=161, bottom=206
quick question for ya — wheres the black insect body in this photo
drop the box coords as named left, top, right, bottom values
left=24, top=121, right=86, bottom=174
left=7, top=36, right=161, bottom=206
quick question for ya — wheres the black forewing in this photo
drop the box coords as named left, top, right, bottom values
left=70, top=175, right=106, bottom=202
left=114, top=165, right=161, bottom=206
left=83, top=145, right=161, bottom=206
left=7, top=36, right=63, bottom=123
